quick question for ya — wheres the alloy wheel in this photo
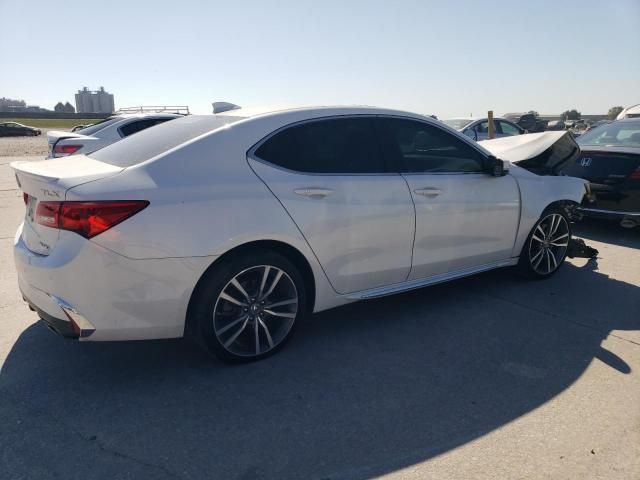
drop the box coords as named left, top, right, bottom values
left=213, top=265, right=298, bottom=357
left=528, top=213, right=570, bottom=275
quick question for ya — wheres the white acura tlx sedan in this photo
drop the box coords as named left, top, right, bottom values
left=12, top=106, right=587, bottom=362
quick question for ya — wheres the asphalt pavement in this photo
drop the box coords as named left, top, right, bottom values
left=0, top=155, right=638, bottom=479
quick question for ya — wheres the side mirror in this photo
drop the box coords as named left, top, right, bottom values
left=486, top=156, right=509, bottom=176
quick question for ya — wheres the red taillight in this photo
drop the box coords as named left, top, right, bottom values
left=23, top=192, right=29, bottom=204
left=630, top=167, right=640, bottom=181
left=53, top=144, right=82, bottom=157
left=35, top=201, right=149, bottom=238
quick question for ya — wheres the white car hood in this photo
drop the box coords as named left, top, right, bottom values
left=478, top=131, right=567, bottom=162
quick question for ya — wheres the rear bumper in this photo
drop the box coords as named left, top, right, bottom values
left=14, top=223, right=215, bottom=341
left=23, top=291, right=96, bottom=339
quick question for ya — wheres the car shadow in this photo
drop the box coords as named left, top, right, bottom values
left=0, top=262, right=638, bottom=480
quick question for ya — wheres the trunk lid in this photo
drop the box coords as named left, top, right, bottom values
left=46, top=130, right=94, bottom=157
left=560, top=147, right=640, bottom=183
left=11, top=156, right=123, bottom=255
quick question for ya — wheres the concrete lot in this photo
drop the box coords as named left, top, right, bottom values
left=0, top=154, right=639, bottom=480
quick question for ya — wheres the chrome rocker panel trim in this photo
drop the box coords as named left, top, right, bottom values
left=348, top=258, right=519, bottom=300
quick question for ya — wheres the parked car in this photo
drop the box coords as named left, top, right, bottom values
left=442, top=117, right=525, bottom=141
left=71, top=124, right=94, bottom=132
left=546, top=120, right=565, bottom=131
left=559, top=118, right=640, bottom=228
left=616, top=104, right=640, bottom=120
left=12, top=106, right=587, bottom=362
left=46, top=113, right=182, bottom=158
left=0, top=122, right=41, bottom=137
left=503, top=113, right=548, bottom=133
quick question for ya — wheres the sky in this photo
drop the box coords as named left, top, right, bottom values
left=1, top=0, right=639, bottom=117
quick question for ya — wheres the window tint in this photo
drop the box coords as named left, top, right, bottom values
left=120, top=118, right=169, bottom=137
left=377, top=118, right=485, bottom=173
left=499, top=120, right=521, bottom=136
left=255, top=117, right=387, bottom=174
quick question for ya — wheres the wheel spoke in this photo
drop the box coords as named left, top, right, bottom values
left=532, top=233, right=545, bottom=244
left=261, top=270, right=283, bottom=300
left=549, top=215, right=559, bottom=236
left=219, top=291, right=247, bottom=307
left=254, top=318, right=260, bottom=354
left=223, top=317, right=250, bottom=347
left=217, top=314, right=248, bottom=335
left=546, top=249, right=551, bottom=273
left=263, top=309, right=296, bottom=319
left=265, top=298, right=297, bottom=309
left=551, top=232, right=568, bottom=242
left=258, top=266, right=271, bottom=298
left=533, top=249, right=545, bottom=269
left=548, top=249, right=558, bottom=269
left=257, top=318, right=274, bottom=349
left=531, top=248, right=544, bottom=263
left=230, top=278, right=251, bottom=303
left=536, top=225, right=546, bottom=239
left=551, top=241, right=569, bottom=247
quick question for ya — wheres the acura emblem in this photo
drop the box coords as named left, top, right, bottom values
left=580, top=157, right=592, bottom=167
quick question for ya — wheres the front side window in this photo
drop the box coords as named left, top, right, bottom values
left=255, top=117, right=387, bottom=174
left=499, top=120, right=521, bottom=136
left=377, top=118, right=486, bottom=173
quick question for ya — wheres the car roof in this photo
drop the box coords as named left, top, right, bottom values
left=214, top=104, right=433, bottom=120
left=112, top=112, right=183, bottom=119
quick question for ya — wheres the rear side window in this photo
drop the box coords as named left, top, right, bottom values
left=255, top=117, right=387, bottom=174
left=119, top=118, right=171, bottom=137
left=377, top=118, right=485, bottom=173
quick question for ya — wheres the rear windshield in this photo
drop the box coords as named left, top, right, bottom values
left=90, top=115, right=245, bottom=167
left=577, top=120, right=640, bottom=148
left=75, top=117, right=122, bottom=135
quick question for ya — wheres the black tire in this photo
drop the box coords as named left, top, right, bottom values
left=188, top=250, right=307, bottom=363
left=517, top=207, right=572, bottom=279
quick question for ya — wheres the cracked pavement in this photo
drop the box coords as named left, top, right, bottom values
left=0, top=156, right=639, bottom=479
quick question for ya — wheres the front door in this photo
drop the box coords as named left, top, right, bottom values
left=376, top=117, right=520, bottom=280
left=249, top=117, right=415, bottom=294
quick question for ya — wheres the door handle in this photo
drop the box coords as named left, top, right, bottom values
left=414, top=187, right=442, bottom=197
left=294, top=187, right=334, bottom=199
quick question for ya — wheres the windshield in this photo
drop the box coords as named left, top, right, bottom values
left=442, top=119, right=473, bottom=130
left=75, top=117, right=123, bottom=136
left=577, top=120, right=640, bottom=148
left=90, top=115, right=245, bottom=167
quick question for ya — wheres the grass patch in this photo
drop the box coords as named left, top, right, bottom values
left=1, top=118, right=105, bottom=129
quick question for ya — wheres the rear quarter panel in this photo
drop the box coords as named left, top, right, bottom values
left=66, top=122, right=341, bottom=312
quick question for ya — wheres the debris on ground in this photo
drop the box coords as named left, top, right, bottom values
left=567, top=238, right=599, bottom=259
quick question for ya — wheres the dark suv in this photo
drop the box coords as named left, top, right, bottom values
left=503, top=113, right=548, bottom=133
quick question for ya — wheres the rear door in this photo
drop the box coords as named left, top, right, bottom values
left=248, top=116, right=415, bottom=294
left=376, top=117, right=520, bottom=280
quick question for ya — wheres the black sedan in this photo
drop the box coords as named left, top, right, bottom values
left=560, top=118, right=640, bottom=228
left=0, top=122, right=41, bottom=137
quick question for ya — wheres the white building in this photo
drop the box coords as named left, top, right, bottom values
left=75, top=87, right=115, bottom=114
